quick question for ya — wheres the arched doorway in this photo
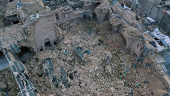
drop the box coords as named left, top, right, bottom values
left=39, top=46, right=44, bottom=52
left=53, top=40, right=57, bottom=46
left=93, top=13, right=97, bottom=21
left=91, top=2, right=101, bottom=11
left=44, top=38, right=52, bottom=49
left=0, top=51, right=9, bottom=70
left=16, top=46, right=35, bottom=63
left=82, top=15, right=91, bottom=22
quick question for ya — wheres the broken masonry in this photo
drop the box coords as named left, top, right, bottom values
left=43, top=58, right=70, bottom=88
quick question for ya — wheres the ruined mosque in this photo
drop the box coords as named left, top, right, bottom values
left=1, top=0, right=170, bottom=96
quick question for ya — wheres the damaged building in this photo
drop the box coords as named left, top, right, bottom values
left=1, top=0, right=170, bottom=96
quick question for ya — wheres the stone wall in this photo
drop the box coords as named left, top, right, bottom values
left=23, top=14, right=58, bottom=52
left=156, top=8, right=165, bottom=24
left=53, top=6, right=80, bottom=24
left=151, top=61, right=170, bottom=89
left=117, top=24, right=143, bottom=56
left=159, top=12, right=170, bottom=34
left=0, top=20, right=4, bottom=28
left=142, top=53, right=170, bottom=89
left=129, top=39, right=143, bottom=56
left=139, top=0, right=170, bottom=34
left=33, top=15, right=58, bottom=52
left=139, top=0, right=154, bottom=16
left=94, top=3, right=110, bottom=24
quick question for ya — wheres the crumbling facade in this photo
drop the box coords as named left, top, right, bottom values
left=0, top=0, right=170, bottom=96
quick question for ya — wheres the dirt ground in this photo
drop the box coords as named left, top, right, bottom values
left=21, top=19, right=168, bottom=96
left=122, top=63, right=167, bottom=96
left=0, top=69, right=20, bottom=96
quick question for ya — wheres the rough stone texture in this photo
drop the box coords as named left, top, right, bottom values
left=0, top=81, right=7, bottom=89
left=111, top=1, right=144, bottom=32
left=0, top=0, right=169, bottom=96
left=0, top=69, right=20, bottom=96
left=94, top=2, right=110, bottom=24
left=109, top=17, right=143, bottom=56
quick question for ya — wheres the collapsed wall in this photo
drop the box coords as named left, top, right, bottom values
left=19, top=14, right=60, bottom=53
left=122, top=26, right=143, bottom=56
left=94, top=2, right=111, bottom=24
left=109, top=15, right=144, bottom=56
left=138, top=0, right=170, bottom=34
left=110, top=1, right=144, bottom=32
left=1, top=0, right=170, bottom=95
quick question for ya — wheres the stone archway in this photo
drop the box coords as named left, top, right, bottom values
left=16, top=46, right=35, bottom=63
left=44, top=38, right=52, bottom=49
left=82, top=15, right=91, bottom=22
left=91, top=2, right=101, bottom=11
left=93, top=13, right=97, bottom=21
left=53, top=40, right=57, bottom=46
left=39, top=46, right=44, bottom=52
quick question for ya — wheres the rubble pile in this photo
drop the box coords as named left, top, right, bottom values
left=21, top=19, right=166, bottom=95
left=0, top=69, right=20, bottom=96
left=0, top=0, right=170, bottom=96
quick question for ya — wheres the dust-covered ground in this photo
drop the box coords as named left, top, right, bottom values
left=21, top=19, right=168, bottom=96
left=0, top=69, right=20, bottom=96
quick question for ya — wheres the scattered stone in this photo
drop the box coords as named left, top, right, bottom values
left=105, top=65, right=112, bottom=74
left=110, top=87, right=116, bottom=93
left=45, top=77, right=51, bottom=88
left=0, top=81, right=6, bottom=89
